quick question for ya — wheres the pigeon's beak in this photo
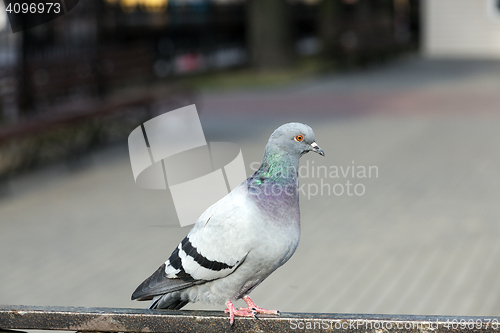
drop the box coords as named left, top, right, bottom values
left=310, top=142, right=325, bottom=156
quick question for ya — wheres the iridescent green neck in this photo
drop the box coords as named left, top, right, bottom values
left=252, top=146, right=300, bottom=184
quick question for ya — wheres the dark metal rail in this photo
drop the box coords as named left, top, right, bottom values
left=1, top=305, right=498, bottom=333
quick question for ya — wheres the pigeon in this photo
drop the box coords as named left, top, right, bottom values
left=132, top=122, right=325, bottom=325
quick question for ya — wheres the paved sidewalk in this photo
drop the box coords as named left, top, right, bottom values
left=2, top=57, right=500, bottom=318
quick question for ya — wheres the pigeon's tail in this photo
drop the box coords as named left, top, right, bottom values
left=149, top=294, right=189, bottom=310
left=131, top=263, right=196, bottom=301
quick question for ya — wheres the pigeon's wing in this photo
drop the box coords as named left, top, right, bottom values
left=132, top=186, right=253, bottom=301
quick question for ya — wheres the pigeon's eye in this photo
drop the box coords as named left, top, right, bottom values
left=295, top=135, right=304, bottom=142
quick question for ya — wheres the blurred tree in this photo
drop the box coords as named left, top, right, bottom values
left=317, top=0, right=341, bottom=61
left=246, top=0, right=294, bottom=69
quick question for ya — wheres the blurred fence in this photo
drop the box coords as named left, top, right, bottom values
left=0, top=23, right=18, bottom=123
left=0, top=0, right=419, bottom=119
left=0, top=1, right=250, bottom=121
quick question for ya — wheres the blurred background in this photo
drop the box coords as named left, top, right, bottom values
left=2, top=0, right=500, bottom=321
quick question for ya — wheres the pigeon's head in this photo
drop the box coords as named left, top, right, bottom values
left=268, top=123, right=325, bottom=157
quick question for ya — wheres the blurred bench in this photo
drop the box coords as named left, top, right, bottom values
left=0, top=94, right=155, bottom=144
left=0, top=82, right=194, bottom=181
left=0, top=305, right=498, bottom=333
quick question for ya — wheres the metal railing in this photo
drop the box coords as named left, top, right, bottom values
left=1, top=305, right=500, bottom=333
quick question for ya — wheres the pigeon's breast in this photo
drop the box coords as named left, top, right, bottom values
left=248, top=180, right=300, bottom=226
left=249, top=184, right=301, bottom=267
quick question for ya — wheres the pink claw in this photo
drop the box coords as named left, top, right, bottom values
left=224, top=296, right=280, bottom=325
left=242, top=295, right=280, bottom=315
left=225, top=301, right=256, bottom=326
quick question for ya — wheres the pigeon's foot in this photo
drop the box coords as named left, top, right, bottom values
left=225, top=301, right=256, bottom=326
left=241, top=295, right=280, bottom=315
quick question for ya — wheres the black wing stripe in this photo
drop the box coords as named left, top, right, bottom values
left=181, top=237, right=234, bottom=271
left=169, top=246, right=182, bottom=270
left=167, top=245, right=195, bottom=280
